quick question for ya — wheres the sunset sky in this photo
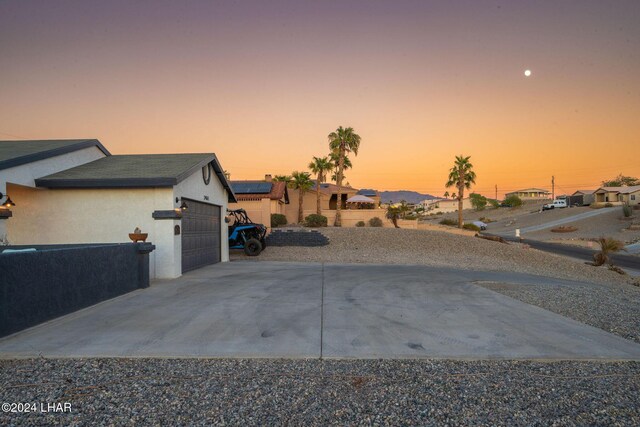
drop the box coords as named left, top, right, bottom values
left=1, top=1, right=639, bottom=197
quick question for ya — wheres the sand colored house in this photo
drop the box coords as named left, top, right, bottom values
left=421, top=198, right=472, bottom=213
left=504, top=188, right=551, bottom=200
left=228, top=176, right=289, bottom=228
left=285, top=181, right=359, bottom=224
left=593, top=185, right=640, bottom=206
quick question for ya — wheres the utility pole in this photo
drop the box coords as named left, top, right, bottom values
left=495, top=184, right=498, bottom=201
left=552, top=175, right=555, bottom=200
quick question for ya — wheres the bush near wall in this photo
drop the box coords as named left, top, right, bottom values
left=502, top=195, right=523, bottom=207
left=368, top=217, right=383, bottom=227
left=271, top=213, right=288, bottom=227
left=355, top=221, right=366, bottom=227
left=463, top=223, right=481, bottom=232
left=305, top=214, right=328, bottom=227
left=439, top=218, right=457, bottom=226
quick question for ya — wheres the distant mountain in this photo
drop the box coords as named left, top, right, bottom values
left=378, top=190, right=438, bottom=204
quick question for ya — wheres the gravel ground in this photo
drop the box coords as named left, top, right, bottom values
left=1, top=358, right=639, bottom=426
left=476, top=280, right=640, bottom=344
left=237, top=227, right=636, bottom=286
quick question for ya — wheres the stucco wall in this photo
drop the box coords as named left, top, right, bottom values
left=0, top=146, right=106, bottom=242
left=173, top=166, right=230, bottom=264
left=6, top=184, right=174, bottom=279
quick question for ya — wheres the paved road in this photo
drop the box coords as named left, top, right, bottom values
left=494, top=207, right=612, bottom=235
left=483, top=234, right=640, bottom=271
left=1, top=262, right=639, bottom=359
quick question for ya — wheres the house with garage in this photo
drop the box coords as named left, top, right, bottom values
left=0, top=139, right=235, bottom=279
left=228, top=175, right=289, bottom=228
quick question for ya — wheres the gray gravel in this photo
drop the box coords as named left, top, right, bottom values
left=476, top=279, right=640, bottom=344
left=1, top=358, right=639, bottom=426
left=235, top=228, right=636, bottom=286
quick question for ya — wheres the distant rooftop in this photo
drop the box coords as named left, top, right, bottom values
left=0, top=139, right=110, bottom=170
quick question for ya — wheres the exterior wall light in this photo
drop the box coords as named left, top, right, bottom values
left=0, top=192, right=15, bottom=207
left=180, top=201, right=188, bottom=211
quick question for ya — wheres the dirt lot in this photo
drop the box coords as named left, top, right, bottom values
left=234, top=227, right=637, bottom=286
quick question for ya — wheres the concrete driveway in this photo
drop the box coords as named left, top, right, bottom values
left=1, top=262, right=639, bottom=359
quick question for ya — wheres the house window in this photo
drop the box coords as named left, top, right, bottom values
left=632, top=195, right=636, bottom=200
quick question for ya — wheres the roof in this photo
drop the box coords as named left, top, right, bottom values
left=356, top=188, right=378, bottom=197
left=506, top=188, right=550, bottom=194
left=572, top=189, right=596, bottom=195
left=35, top=153, right=237, bottom=202
left=312, top=181, right=357, bottom=194
left=0, top=139, right=110, bottom=170
left=595, top=185, right=640, bottom=194
left=230, top=180, right=289, bottom=203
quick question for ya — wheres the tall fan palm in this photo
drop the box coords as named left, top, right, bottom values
left=329, top=152, right=352, bottom=182
left=445, top=155, right=476, bottom=228
left=289, top=171, right=313, bottom=223
left=328, top=126, right=361, bottom=226
left=308, top=156, right=334, bottom=215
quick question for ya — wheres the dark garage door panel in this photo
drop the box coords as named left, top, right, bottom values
left=181, top=200, right=221, bottom=273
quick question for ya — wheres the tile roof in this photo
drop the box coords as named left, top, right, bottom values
left=231, top=180, right=289, bottom=203
left=311, top=181, right=357, bottom=194
left=356, top=188, right=379, bottom=197
left=0, top=139, right=110, bottom=170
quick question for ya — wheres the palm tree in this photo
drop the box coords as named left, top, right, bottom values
left=289, top=171, right=313, bottom=223
left=445, top=155, right=477, bottom=228
left=329, top=152, right=352, bottom=182
left=273, top=175, right=292, bottom=183
left=592, top=237, right=626, bottom=266
left=443, top=191, right=449, bottom=198
left=328, top=126, right=361, bottom=226
left=386, top=202, right=410, bottom=227
left=308, top=156, right=334, bottom=215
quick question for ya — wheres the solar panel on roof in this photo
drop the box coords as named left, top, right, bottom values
left=231, top=182, right=272, bottom=194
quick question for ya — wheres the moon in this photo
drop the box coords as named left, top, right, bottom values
left=524, top=69, right=532, bottom=77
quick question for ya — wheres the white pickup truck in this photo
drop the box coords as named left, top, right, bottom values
left=542, top=199, right=568, bottom=211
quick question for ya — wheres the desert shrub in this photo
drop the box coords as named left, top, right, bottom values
left=368, top=217, right=383, bottom=227
left=604, top=202, right=613, bottom=208
left=463, top=223, right=481, bottom=232
left=304, top=214, right=327, bottom=227
left=488, top=199, right=500, bottom=209
left=439, top=218, right=457, bottom=226
left=502, top=195, right=523, bottom=207
left=270, top=213, right=288, bottom=227
left=470, top=193, right=488, bottom=211
left=622, top=203, right=632, bottom=218
left=355, top=221, right=366, bottom=227
left=478, top=217, right=495, bottom=223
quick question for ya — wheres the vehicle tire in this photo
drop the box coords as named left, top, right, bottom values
left=260, top=237, right=267, bottom=249
left=244, top=238, right=262, bottom=256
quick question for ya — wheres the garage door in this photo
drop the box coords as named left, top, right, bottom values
left=181, top=199, right=221, bottom=273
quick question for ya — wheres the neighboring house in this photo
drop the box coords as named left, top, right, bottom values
left=504, top=188, right=551, bottom=200
left=228, top=175, right=289, bottom=227
left=429, top=198, right=472, bottom=213
left=285, top=181, right=359, bottom=224
left=570, top=190, right=596, bottom=206
left=593, top=186, right=640, bottom=206
left=0, top=139, right=235, bottom=279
